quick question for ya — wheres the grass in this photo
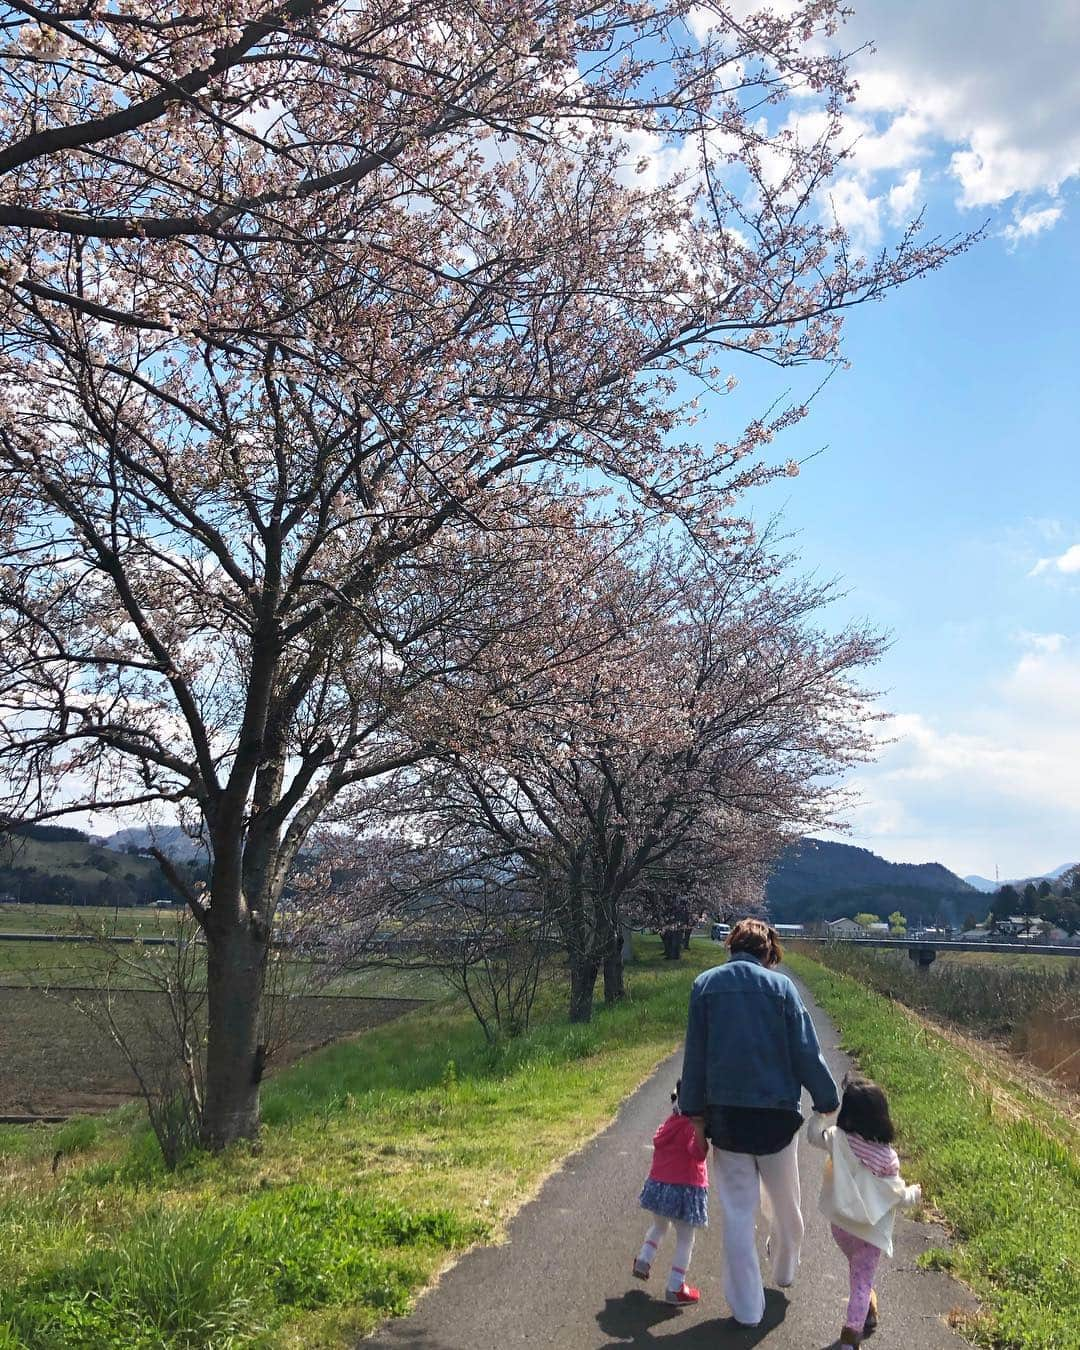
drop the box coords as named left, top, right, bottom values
left=800, top=941, right=1080, bottom=1037
left=0, top=837, right=163, bottom=895
left=799, top=941, right=1080, bottom=1092
left=787, top=952, right=1080, bottom=1350
left=939, top=952, right=1080, bottom=974
left=0, top=902, right=182, bottom=939
left=0, top=904, right=447, bottom=999
left=0, top=938, right=709, bottom=1348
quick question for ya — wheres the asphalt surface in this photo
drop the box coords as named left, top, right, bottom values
left=365, top=975, right=976, bottom=1349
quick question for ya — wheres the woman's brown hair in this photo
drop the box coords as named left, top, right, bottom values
left=726, top=917, right=784, bottom=968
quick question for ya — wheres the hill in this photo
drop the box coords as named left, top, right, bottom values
left=0, top=826, right=181, bottom=906
left=965, top=862, right=1079, bottom=894
left=766, top=838, right=977, bottom=926
left=104, top=824, right=207, bottom=862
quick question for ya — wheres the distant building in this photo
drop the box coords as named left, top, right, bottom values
left=866, top=922, right=890, bottom=935
left=826, top=917, right=861, bottom=938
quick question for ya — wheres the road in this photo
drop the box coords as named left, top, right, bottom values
left=364, top=977, right=976, bottom=1349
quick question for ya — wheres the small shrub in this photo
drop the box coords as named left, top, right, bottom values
left=52, top=1118, right=100, bottom=1157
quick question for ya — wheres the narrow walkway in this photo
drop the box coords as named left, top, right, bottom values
left=365, top=978, right=976, bottom=1348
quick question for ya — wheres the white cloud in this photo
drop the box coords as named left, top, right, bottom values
left=1002, top=204, right=1064, bottom=247
left=1016, top=630, right=1067, bottom=655
left=687, top=1, right=799, bottom=39
left=688, top=3, right=1078, bottom=221
left=686, top=3, right=1076, bottom=248
left=838, top=641, right=1080, bottom=877
left=1030, top=543, right=1080, bottom=576
left=842, top=1, right=1080, bottom=213
left=826, top=177, right=882, bottom=247
left=845, top=112, right=932, bottom=178
left=886, top=169, right=922, bottom=224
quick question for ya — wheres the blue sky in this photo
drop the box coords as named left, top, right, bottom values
left=702, top=1, right=1080, bottom=879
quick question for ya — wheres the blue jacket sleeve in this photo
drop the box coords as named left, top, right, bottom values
left=679, top=979, right=708, bottom=1116
left=785, top=987, right=839, bottom=1113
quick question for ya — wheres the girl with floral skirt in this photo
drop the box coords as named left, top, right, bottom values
left=631, top=1081, right=709, bottom=1306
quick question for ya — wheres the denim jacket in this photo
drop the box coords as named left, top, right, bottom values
left=679, top=952, right=839, bottom=1117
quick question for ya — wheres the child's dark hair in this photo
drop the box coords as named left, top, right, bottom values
left=836, top=1074, right=895, bottom=1144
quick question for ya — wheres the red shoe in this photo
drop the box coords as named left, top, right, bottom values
left=664, top=1283, right=701, bottom=1306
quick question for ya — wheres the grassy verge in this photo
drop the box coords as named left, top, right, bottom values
left=799, top=940, right=1080, bottom=1037
left=787, top=952, right=1080, bottom=1350
left=0, top=939, right=707, bottom=1349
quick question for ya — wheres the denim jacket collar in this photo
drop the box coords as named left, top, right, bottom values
left=728, top=950, right=763, bottom=967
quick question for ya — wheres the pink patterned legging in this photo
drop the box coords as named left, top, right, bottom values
left=830, top=1223, right=882, bottom=1331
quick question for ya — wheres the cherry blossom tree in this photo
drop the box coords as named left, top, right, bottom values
left=0, top=0, right=971, bottom=1144
left=407, top=546, right=883, bottom=1020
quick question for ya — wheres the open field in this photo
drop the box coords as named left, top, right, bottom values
left=0, top=987, right=427, bottom=1118
left=0, top=937, right=449, bottom=1001
left=787, top=952, right=1080, bottom=1350
left=0, top=903, right=450, bottom=1116
left=0, top=903, right=449, bottom=1000
left=0, top=938, right=711, bottom=1348
left=0, top=902, right=182, bottom=937
left=937, top=949, right=1080, bottom=973
left=796, top=940, right=1080, bottom=1090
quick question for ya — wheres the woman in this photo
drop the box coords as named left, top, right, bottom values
left=679, top=917, right=839, bottom=1327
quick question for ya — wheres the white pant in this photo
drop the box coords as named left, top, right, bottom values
left=638, top=1215, right=696, bottom=1291
left=713, top=1137, right=803, bottom=1326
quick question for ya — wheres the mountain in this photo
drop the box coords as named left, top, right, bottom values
left=766, top=838, right=977, bottom=925
left=104, top=825, right=208, bottom=862
left=964, top=863, right=1079, bottom=895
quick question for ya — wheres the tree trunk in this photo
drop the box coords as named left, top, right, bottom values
left=682, top=927, right=692, bottom=951
left=201, top=919, right=268, bottom=1149
left=662, top=930, right=682, bottom=960
left=603, top=950, right=625, bottom=1004
left=621, top=924, right=634, bottom=964
left=569, top=957, right=599, bottom=1023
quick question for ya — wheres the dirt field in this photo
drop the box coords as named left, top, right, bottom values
left=0, top=986, right=425, bottom=1117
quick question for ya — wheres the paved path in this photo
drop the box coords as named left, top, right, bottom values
left=365, top=979, right=976, bottom=1349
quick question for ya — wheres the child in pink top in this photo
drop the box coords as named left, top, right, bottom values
left=631, top=1080, right=709, bottom=1306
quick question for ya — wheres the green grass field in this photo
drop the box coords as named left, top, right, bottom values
left=0, top=903, right=447, bottom=1000
left=0, top=835, right=158, bottom=881
left=787, top=952, right=1080, bottom=1350
left=0, top=939, right=709, bottom=1349
left=0, top=902, right=181, bottom=936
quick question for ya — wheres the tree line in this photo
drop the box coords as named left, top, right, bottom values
left=984, top=876, right=1080, bottom=935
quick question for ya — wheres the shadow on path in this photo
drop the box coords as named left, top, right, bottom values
left=596, top=1288, right=802, bottom=1348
